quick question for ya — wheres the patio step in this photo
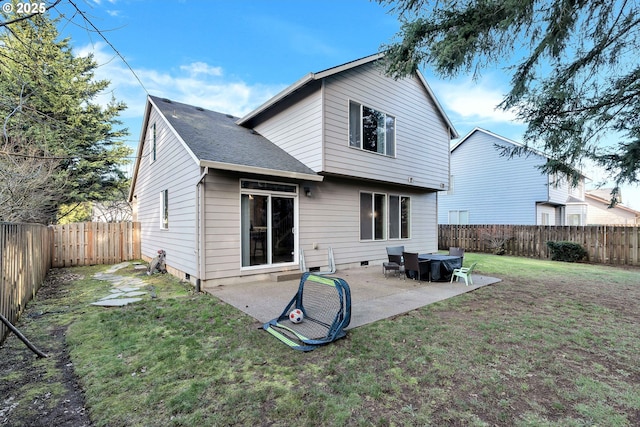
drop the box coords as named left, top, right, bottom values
left=270, top=271, right=302, bottom=282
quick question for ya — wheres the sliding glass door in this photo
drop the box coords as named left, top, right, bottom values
left=241, top=181, right=297, bottom=268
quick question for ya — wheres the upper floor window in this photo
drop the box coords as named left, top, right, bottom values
left=150, top=122, right=157, bottom=163
left=349, top=101, right=395, bottom=157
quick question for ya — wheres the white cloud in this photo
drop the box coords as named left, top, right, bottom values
left=74, top=42, right=286, bottom=122
left=179, top=62, right=223, bottom=77
left=431, top=75, right=521, bottom=126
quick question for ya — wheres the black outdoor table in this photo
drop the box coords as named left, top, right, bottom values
left=418, top=254, right=463, bottom=282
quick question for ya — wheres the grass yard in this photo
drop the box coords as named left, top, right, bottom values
left=1, top=254, right=639, bottom=426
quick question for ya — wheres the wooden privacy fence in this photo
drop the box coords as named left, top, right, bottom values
left=439, top=224, right=640, bottom=266
left=2, top=222, right=140, bottom=343
left=51, top=222, right=141, bottom=267
left=1, top=223, right=52, bottom=344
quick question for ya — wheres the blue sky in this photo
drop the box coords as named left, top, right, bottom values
left=44, top=0, right=639, bottom=209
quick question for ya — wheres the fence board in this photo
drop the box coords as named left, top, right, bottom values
left=50, top=222, right=141, bottom=267
left=439, top=224, right=640, bottom=266
left=1, top=223, right=52, bottom=344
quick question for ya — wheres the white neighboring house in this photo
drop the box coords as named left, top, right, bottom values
left=585, top=189, right=640, bottom=225
left=439, top=128, right=588, bottom=225
left=128, top=54, right=458, bottom=287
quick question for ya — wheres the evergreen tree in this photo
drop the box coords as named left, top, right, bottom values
left=0, top=1, right=131, bottom=223
left=379, top=0, right=640, bottom=203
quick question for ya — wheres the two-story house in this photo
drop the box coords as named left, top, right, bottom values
left=439, top=128, right=587, bottom=225
left=128, top=54, right=458, bottom=287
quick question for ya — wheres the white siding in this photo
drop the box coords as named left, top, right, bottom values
left=132, top=107, right=200, bottom=276
left=536, top=204, right=557, bottom=225
left=322, top=64, right=451, bottom=190
left=439, top=130, right=549, bottom=225
left=548, top=174, right=570, bottom=205
left=252, top=88, right=324, bottom=171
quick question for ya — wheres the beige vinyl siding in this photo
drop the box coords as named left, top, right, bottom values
left=133, top=107, right=200, bottom=276
left=322, top=63, right=450, bottom=190
left=299, top=176, right=437, bottom=270
left=202, top=171, right=241, bottom=279
left=586, top=198, right=639, bottom=225
left=200, top=173, right=437, bottom=282
left=251, top=88, right=323, bottom=171
left=202, top=171, right=303, bottom=280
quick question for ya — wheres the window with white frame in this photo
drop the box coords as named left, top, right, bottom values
left=150, top=122, right=157, bottom=163
left=160, top=189, right=168, bottom=229
left=541, top=212, right=550, bottom=225
left=349, top=101, right=395, bottom=156
left=360, top=192, right=411, bottom=240
left=449, top=210, right=469, bottom=225
left=389, top=195, right=410, bottom=239
left=568, top=213, right=581, bottom=225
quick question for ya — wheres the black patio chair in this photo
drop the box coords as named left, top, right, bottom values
left=383, top=246, right=405, bottom=278
left=402, top=251, right=430, bottom=283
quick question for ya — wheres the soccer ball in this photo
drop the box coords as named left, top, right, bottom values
left=289, top=309, right=304, bottom=323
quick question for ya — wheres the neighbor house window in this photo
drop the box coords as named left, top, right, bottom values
left=541, top=213, right=550, bottom=225
left=568, top=214, right=582, bottom=226
left=449, top=210, right=469, bottom=225
left=160, top=189, right=168, bottom=229
left=349, top=101, right=395, bottom=156
left=389, top=195, right=410, bottom=239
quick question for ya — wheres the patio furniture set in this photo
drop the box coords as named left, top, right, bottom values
left=383, top=246, right=477, bottom=286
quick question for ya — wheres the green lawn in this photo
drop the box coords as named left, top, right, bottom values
left=2, top=254, right=639, bottom=426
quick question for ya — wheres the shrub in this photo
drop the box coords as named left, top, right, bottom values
left=546, top=241, right=588, bottom=262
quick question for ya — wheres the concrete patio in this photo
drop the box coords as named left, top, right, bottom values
left=205, top=266, right=502, bottom=329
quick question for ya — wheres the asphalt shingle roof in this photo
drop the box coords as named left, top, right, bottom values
left=150, top=95, right=317, bottom=176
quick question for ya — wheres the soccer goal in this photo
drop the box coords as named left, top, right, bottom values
left=263, top=272, right=351, bottom=352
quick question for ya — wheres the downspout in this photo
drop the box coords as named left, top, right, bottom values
left=195, top=166, right=208, bottom=293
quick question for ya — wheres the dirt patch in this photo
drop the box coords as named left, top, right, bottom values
left=0, top=269, right=92, bottom=427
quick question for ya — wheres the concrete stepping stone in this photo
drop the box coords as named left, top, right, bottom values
left=92, top=262, right=148, bottom=307
left=91, top=298, right=143, bottom=307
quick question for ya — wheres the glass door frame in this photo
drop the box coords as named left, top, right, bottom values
left=240, top=179, right=299, bottom=270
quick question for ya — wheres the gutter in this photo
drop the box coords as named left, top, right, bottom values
left=195, top=166, right=208, bottom=293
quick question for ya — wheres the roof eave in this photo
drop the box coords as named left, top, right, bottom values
left=237, top=53, right=385, bottom=126
left=128, top=97, right=153, bottom=202
left=415, top=71, right=458, bottom=139
left=199, top=160, right=324, bottom=182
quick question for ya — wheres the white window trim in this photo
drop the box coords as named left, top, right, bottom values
left=150, top=122, right=157, bottom=164
left=160, top=189, right=168, bottom=229
left=239, top=179, right=299, bottom=271
left=360, top=191, right=411, bottom=242
left=349, top=100, right=396, bottom=157
left=388, top=194, right=411, bottom=240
